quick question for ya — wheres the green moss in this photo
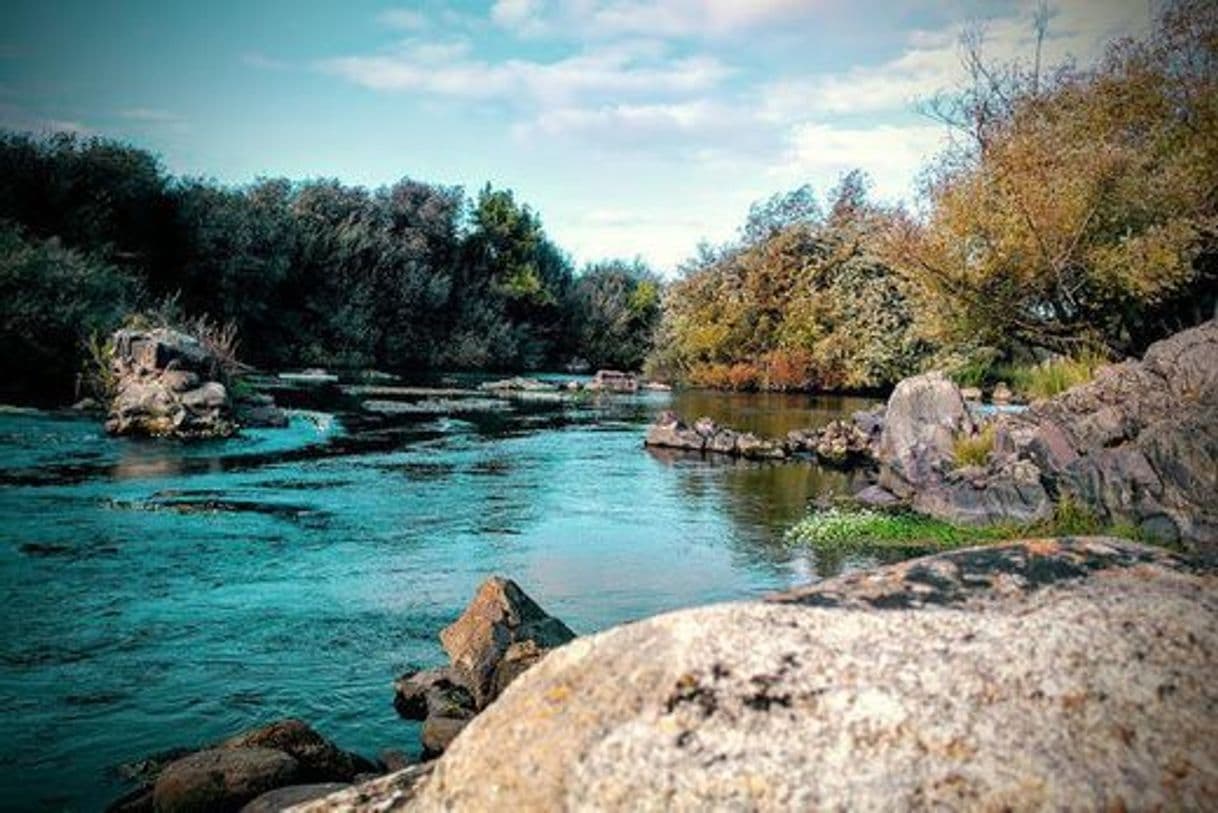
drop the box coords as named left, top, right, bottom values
left=783, top=508, right=1011, bottom=552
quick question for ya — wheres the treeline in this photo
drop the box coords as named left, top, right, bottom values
left=0, top=135, right=662, bottom=402
left=649, top=0, right=1217, bottom=391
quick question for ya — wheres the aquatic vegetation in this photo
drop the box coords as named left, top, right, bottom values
left=785, top=497, right=1157, bottom=553
left=784, top=508, right=1011, bottom=551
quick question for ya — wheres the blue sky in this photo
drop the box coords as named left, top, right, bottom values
left=0, top=0, right=1151, bottom=272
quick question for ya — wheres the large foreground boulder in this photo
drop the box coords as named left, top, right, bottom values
left=370, top=538, right=1218, bottom=811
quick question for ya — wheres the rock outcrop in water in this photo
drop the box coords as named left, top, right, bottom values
left=104, top=328, right=286, bottom=438
left=644, top=412, right=786, bottom=460
left=393, top=577, right=575, bottom=758
left=865, top=320, right=1218, bottom=548
left=315, top=537, right=1218, bottom=811
left=105, top=328, right=236, bottom=438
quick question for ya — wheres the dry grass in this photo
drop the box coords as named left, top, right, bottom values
left=953, top=424, right=996, bottom=466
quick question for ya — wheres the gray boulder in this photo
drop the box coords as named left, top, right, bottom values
left=390, top=538, right=1217, bottom=812
left=982, top=320, right=1218, bottom=548
left=644, top=411, right=705, bottom=452
left=877, top=371, right=973, bottom=497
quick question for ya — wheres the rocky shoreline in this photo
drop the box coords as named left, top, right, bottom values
left=108, top=536, right=1218, bottom=811
left=646, top=319, right=1218, bottom=551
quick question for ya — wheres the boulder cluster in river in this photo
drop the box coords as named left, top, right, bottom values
left=644, top=412, right=787, bottom=460
left=103, top=328, right=287, bottom=439
left=393, top=576, right=575, bottom=758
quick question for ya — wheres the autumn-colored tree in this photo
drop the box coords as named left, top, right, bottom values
left=890, top=0, right=1217, bottom=356
left=648, top=176, right=927, bottom=391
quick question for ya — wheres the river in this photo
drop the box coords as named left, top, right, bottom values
left=0, top=380, right=899, bottom=809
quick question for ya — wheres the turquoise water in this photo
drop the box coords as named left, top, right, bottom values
left=0, top=387, right=887, bottom=809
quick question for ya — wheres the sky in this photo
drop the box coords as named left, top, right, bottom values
left=0, top=0, right=1154, bottom=273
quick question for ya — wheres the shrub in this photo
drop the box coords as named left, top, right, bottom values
left=952, top=424, right=996, bottom=467
left=0, top=225, right=138, bottom=402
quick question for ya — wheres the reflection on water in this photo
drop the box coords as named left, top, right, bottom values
left=0, top=386, right=886, bottom=809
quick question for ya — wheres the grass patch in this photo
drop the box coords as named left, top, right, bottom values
left=785, top=497, right=1155, bottom=555
left=783, top=508, right=1012, bottom=552
left=1005, top=352, right=1107, bottom=400
left=952, top=425, right=995, bottom=467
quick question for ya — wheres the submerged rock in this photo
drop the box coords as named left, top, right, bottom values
left=586, top=369, right=638, bottom=393
left=108, top=719, right=375, bottom=812
left=378, top=538, right=1218, bottom=812
left=644, top=412, right=787, bottom=460
left=477, top=376, right=555, bottom=393
left=219, top=719, right=376, bottom=782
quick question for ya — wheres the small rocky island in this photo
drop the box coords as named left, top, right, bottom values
left=101, top=326, right=286, bottom=439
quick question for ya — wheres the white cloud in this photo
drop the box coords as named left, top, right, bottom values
left=242, top=51, right=292, bottom=71
left=587, top=0, right=817, bottom=38
left=491, top=0, right=545, bottom=32
left=771, top=122, right=948, bottom=203
left=321, top=43, right=731, bottom=104
left=0, top=102, right=88, bottom=135
left=761, top=0, right=1153, bottom=120
left=377, top=8, right=429, bottom=30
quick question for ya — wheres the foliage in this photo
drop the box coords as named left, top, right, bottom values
left=952, top=424, right=995, bottom=467
left=0, top=224, right=138, bottom=403
left=0, top=133, right=640, bottom=401
left=567, top=258, right=662, bottom=370
left=650, top=176, right=929, bottom=391
left=889, top=0, right=1218, bottom=358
